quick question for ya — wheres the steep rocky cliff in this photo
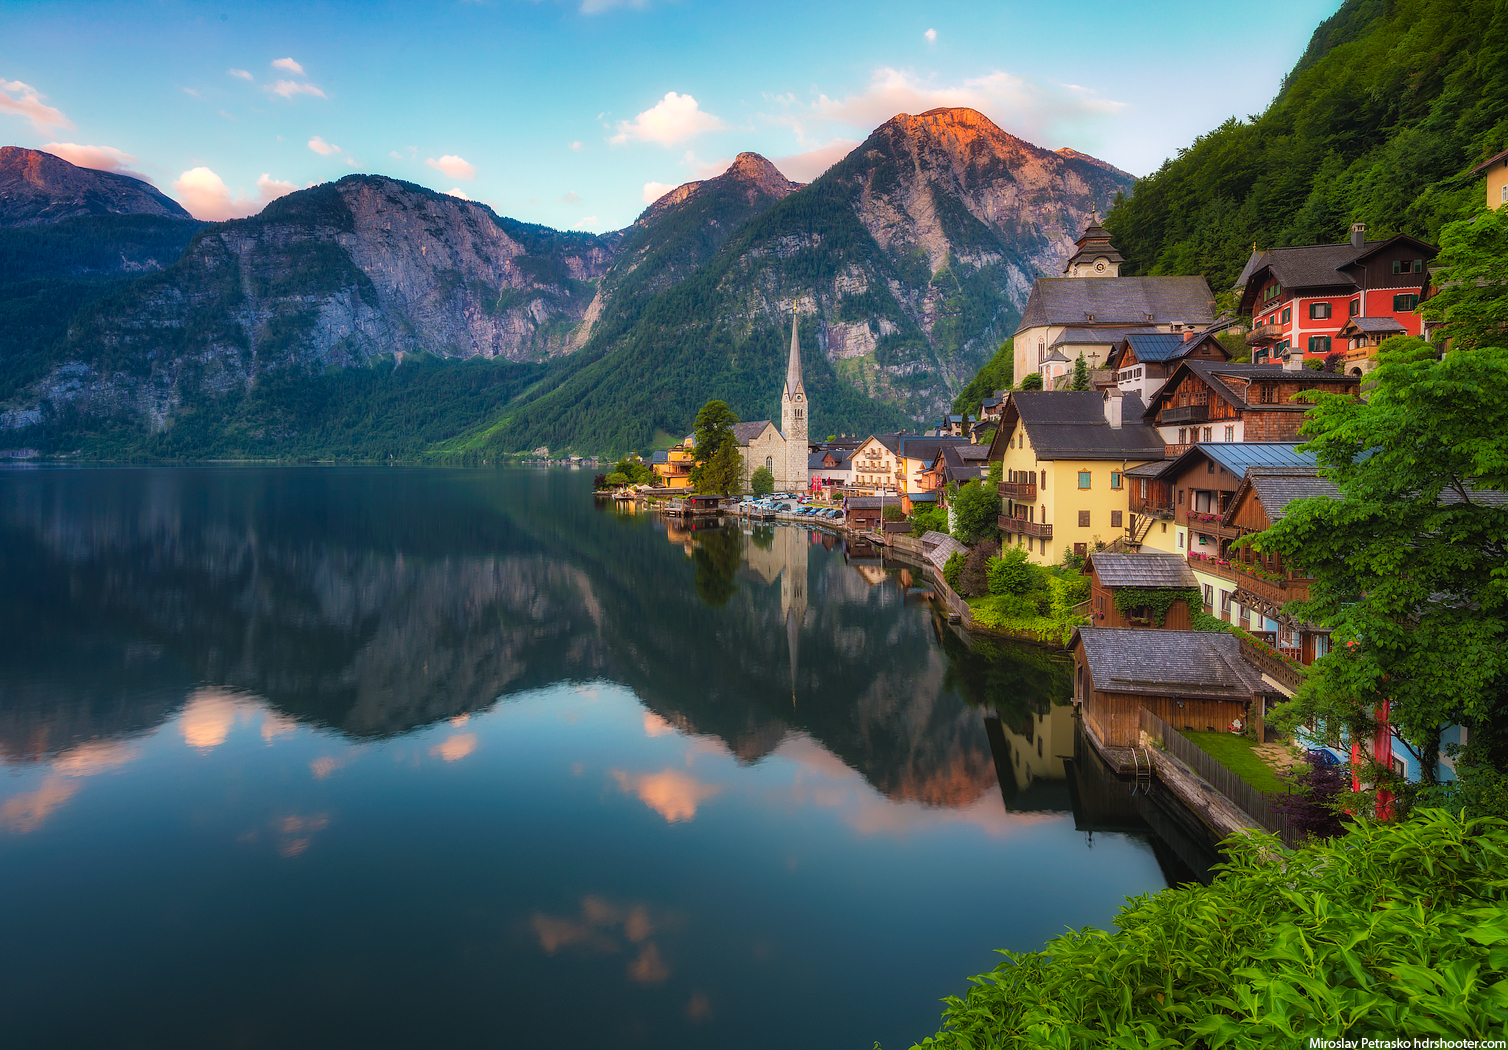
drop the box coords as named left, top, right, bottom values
left=0, top=147, right=191, bottom=226
left=4, top=176, right=616, bottom=431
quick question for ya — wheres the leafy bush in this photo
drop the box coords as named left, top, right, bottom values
left=910, top=505, right=948, bottom=537
left=987, top=545, right=1041, bottom=597
left=603, top=472, right=630, bottom=486
left=956, top=544, right=993, bottom=598
left=750, top=465, right=774, bottom=496
left=1018, top=372, right=1043, bottom=391
left=1274, top=753, right=1351, bottom=839
left=883, top=504, right=906, bottom=522
left=943, top=551, right=965, bottom=590
left=916, top=810, right=1508, bottom=1048
left=950, top=480, right=1000, bottom=543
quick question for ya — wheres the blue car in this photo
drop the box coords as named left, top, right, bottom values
left=1306, top=747, right=1345, bottom=767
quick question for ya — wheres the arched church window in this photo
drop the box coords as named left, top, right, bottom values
left=766, top=456, right=773, bottom=470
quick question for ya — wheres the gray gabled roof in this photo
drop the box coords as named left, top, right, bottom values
left=1049, top=325, right=1159, bottom=347
left=732, top=420, right=777, bottom=444
left=1073, top=628, right=1267, bottom=698
left=1017, top=277, right=1217, bottom=334
left=1001, top=391, right=1164, bottom=461
left=1246, top=467, right=1341, bottom=521
left=1342, top=316, right=1407, bottom=334
left=924, top=534, right=969, bottom=575
left=1232, top=234, right=1438, bottom=300
left=897, top=435, right=971, bottom=462
left=1085, top=552, right=1200, bottom=589
left=1145, top=361, right=1357, bottom=419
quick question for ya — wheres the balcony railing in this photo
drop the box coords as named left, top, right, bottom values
left=1161, top=404, right=1209, bottom=424
left=1245, top=322, right=1285, bottom=346
left=1131, top=498, right=1174, bottom=519
left=1186, top=553, right=1310, bottom=607
left=998, top=514, right=1053, bottom=539
left=997, top=480, right=1037, bottom=501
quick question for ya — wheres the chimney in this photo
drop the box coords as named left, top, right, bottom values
left=1182, top=329, right=1195, bottom=342
left=1104, top=392, right=1122, bottom=429
left=1350, top=222, right=1366, bottom=249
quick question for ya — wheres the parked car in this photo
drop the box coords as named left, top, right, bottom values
left=1306, top=747, right=1346, bottom=767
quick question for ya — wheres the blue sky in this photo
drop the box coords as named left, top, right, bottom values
left=2, top=0, right=1341, bottom=229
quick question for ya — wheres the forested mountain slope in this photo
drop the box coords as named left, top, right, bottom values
left=1104, top=0, right=1508, bottom=295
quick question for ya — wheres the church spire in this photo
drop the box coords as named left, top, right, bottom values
left=784, top=317, right=804, bottom=397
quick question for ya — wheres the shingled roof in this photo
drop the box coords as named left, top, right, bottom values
left=1244, top=467, right=1341, bottom=521
left=1016, top=276, right=1217, bottom=334
left=1085, top=551, right=1200, bottom=588
left=994, top=391, right=1165, bottom=461
left=1233, top=233, right=1437, bottom=311
left=1144, top=360, right=1357, bottom=420
left=1049, top=325, right=1159, bottom=348
left=1072, top=628, right=1267, bottom=698
left=732, top=421, right=777, bottom=444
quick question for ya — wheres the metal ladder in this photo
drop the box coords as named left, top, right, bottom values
left=1130, top=748, right=1154, bottom=795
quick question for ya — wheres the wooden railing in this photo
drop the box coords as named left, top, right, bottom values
left=1238, top=637, right=1306, bottom=693
left=998, top=515, right=1053, bottom=539
left=1139, top=708, right=1302, bottom=849
left=1161, top=404, right=1209, bottom=424
left=998, top=480, right=1037, bottom=501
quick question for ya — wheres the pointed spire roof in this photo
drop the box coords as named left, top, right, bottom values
left=784, top=317, right=805, bottom=397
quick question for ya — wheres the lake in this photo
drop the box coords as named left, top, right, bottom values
left=0, top=466, right=1179, bottom=1049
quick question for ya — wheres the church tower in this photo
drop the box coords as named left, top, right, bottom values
left=1063, top=213, right=1125, bottom=277
left=780, top=317, right=808, bottom=491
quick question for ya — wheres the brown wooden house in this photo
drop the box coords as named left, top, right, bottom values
left=1143, top=361, right=1359, bottom=455
left=1082, top=551, right=1201, bottom=629
left=1070, top=627, right=1273, bottom=750
left=1105, top=329, right=1231, bottom=405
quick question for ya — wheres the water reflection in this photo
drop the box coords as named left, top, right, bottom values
left=0, top=467, right=1178, bottom=1048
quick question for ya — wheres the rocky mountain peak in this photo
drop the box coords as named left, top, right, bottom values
left=723, top=151, right=803, bottom=198
left=0, top=146, right=192, bottom=227
left=638, top=151, right=800, bottom=226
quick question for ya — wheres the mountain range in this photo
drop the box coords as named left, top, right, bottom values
left=0, top=107, right=1132, bottom=456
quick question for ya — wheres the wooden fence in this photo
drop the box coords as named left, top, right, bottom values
left=1139, top=708, right=1303, bottom=849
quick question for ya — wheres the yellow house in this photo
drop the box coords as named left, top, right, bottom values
left=651, top=436, right=695, bottom=489
left=847, top=434, right=902, bottom=494
left=987, top=390, right=1166, bottom=565
left=1473, top=147, right=1508, bottom=210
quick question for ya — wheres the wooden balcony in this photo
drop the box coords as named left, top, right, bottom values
left=999, top=514, right=1053, bottom=539
left=997, top=480, right=1037, bottom=501
left=1131, top=498, right=1174, bottom=520
left=1245, top=322, right=1285, bottom=346
left=1161, top=404, right=1209, bottom=424
left=1186, top=553, right=1310, bottom=610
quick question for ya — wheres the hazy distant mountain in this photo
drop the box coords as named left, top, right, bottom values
left=0, top=147, right=190, bottom=226
left=0, top=110, right=1132, bottom=454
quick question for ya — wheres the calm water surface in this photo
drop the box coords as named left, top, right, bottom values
left=0, top=467, right=1175, bottom=1049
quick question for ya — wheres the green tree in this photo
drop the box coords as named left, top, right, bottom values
left=950, top=480, right=1001, bottom=544
left=987, top=545, right=1042, bottom=596
left=909, top=504, right=948, bottom=537
left=1419, top=206, right=1508, bottom=351
left=690, top=400, right=742, bottom=493
left=1019, top=372, right=1043, bottom=391
left=951, top=338, right=1014, bottom=416
left=1256, top=336, right=1508, bottom=794
left=1070, top=351, right=1090, bottom=390
left=750, top=465, right=774, bottom=496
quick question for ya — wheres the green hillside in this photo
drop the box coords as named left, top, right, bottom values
left=1105, top=0, right=1508, bottom=296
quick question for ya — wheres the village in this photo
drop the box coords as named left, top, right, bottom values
left=597, top=203, right=1484, bottom=846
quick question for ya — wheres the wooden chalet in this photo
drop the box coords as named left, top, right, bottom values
left=1219, top=466, right=1341, bottom=663
left=1105, top=329, right=1231, bottom=404
left=1144, top=360, right=1359, bottom=455
left=1082, top=551, right=1201, bottom=629
left=1071, top=627, right=1274, bottom=750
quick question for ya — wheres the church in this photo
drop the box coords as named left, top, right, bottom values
left=732, top=318, right=809, bottom=492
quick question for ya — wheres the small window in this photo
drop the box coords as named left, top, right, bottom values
left=1224, top=425, right=1235, bottom=442
left=1178, top=488, right=1184, bottom=505
left=1078, top=471, right=1091, bottom=489
left=1220, top=591, right=1232, bottom=613
left=1393, top=293, right=1419, bottom=311
left=1309, top=302, right=1331, bottom=320
left=1177, top=531, right=1185, bottom=548
left=1178, top=427, right=1187, bottom=444
left=1280, top=307, right=1291, bottom=324
left=1348, top=298, right=1360, bottom=317
left=1139, top=479, right=1148, bottom=498
left=1308, top=335, right=1332, bottom=355
left=1111, top=471, right=1122, bottom=490
left=1110, top=510, right=1123, bottom=528
left=1078, top=510, right=1091, bottom=527
left=1203, top=584, right=1214, bottom=606
left=766, top=456, right=773, bottom=470
left=1161, top=523, right=1167, bottom=533
left=1391, top=756, right=1406, bottom=778
left=1202, top=427, right=1213, bottom=442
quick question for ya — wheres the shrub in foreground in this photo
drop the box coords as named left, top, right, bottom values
left=913, top=810, right=1508, bottom=1048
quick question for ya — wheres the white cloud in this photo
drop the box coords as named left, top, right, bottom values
left=271, top=57, right=306, bottom=76
left=171, top=166, right=296, bottom=221
left=559, top=190, right=582, bottom=204
left=228, top=68, right=253, bottom=81
left=642, top=181, right=676, bottom=204
left=40, top=142, right=141, bottom=176
left=267, top=79, right=327, bottom=99
left=609, top=91, right=725, bottom=147
left=388, top=150, right=403, bottom=160
left=763, top=68, right=1126, bottom=155
left=569, top=140, right=582, bottom=152
left=924, top=28, right=937, bottom=43
left=307, top=135, right=340, bottom=155
left=771, top=139, right=857, bottom=182
left=571, top=216, right=600, bottom=229
left=0, top=79, right=73, bottom=133
left=445, top=187, right=471, bottom=200
left=426, top=154, right=477, bottom=179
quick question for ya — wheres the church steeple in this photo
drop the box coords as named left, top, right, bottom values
left=784, top=317, right=805, bottom=397
left=1063, top=214, right=1125, bottom=277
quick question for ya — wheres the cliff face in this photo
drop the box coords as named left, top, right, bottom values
left=4, top=176, right=617, bottom=431
left=0, top=147, right=191, bottom=226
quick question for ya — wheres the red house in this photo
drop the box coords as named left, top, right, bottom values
left=1234, top=224, right=1435, bottom=369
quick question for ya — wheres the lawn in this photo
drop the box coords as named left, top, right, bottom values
left=1183, top=730, right=1289, bottom=796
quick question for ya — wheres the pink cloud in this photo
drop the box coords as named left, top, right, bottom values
left=610, top=92, right=725, bottom=147
left=0, top=79, right=73, bottom=133
left=40, top=142, right=147, bottom=179
left=170, top=167, right=297, bottom=221
left=426, top=154, right=477, bottom=179
left=271, top=57, right=306, bottom=76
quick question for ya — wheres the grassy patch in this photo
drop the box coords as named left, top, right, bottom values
left=967, top=595, right=1081, bottom=645
left=1183, top=730, right=1289, bottom=796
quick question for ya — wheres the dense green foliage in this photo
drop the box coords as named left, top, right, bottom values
left=950, top=339, right=1012, bottom=416
left=1112, top=586, right=1202, bottom=627
left=1257, top=335, right=1508, bottom=798
left=1018, top=373, right=1043, bottom=391
left=970, top=550, right=1088, bottom=643
left=914, top=810, right=1508, bottom=1048
left=689, top=400, right=742, bottom=493
left=909, top=504, right=948, bottom=537
left=608, top=458, right=654, bottom=486
left=1070, top=352, right=1089, bottom=391
left=949, top=480, right=1000, bottom=543
left=1105, top=0, right=1508, bottom=294
left=1419, top=205, right=1508, bottom=350
left=750, top=465, right=774, bottom=496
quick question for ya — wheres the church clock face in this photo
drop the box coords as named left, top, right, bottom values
left=1095, top=261, right=1106, bottom=273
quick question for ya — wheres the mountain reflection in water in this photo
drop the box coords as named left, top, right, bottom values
left=0, top=466, right=1172, bottom=1050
